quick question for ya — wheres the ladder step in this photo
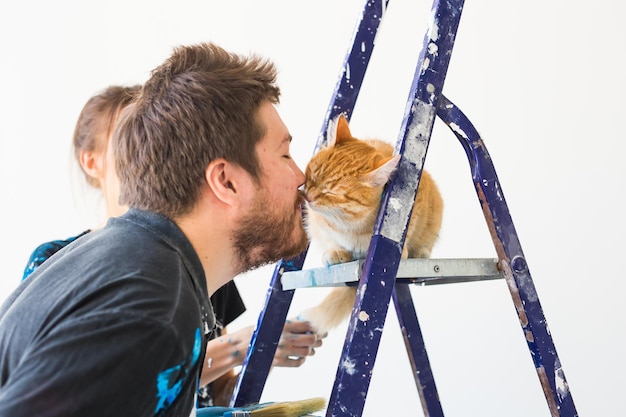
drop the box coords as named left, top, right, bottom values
left=281, top=258, right=503, bottom=290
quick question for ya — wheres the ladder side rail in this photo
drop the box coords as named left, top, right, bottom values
left=233, top=0, right=391, bottom=406
left=393, top=283, right=445, bottom=417
left=436, top=95, right=578, bottom=417
left=326, top=2, right=465, bottom=416
left=313, top=0, right=391, bottom=154
left=230, top=252, right=307, bottom=406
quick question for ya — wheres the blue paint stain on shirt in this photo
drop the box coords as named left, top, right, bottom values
left=22, top=231, right=91, bottom=280
left=155, top=328, right=202, bottom=414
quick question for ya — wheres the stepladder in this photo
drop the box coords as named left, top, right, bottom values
left=229, top=0, right=579, bottom=416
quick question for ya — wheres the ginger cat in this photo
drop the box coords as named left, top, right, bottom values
left=299, top=115, right=443, bottom=335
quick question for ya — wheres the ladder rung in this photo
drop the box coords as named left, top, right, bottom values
left=281, top=258, right=504, bottom=290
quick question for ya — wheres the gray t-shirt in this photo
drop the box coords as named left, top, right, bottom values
left=0, top=208, right=215, bottom=417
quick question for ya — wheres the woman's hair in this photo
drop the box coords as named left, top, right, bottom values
left=115, top=42, right=281, bottom=219
left=72, top=85, right=141, bottom=188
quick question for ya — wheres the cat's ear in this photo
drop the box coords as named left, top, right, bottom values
left=335, top=115, right=352, bottom=144
left=364, top=155, right=401, bottom=187
left=326, top=114, right=352, bottom=148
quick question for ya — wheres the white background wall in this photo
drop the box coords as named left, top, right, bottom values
left=1, top=1, right=624, bottom=416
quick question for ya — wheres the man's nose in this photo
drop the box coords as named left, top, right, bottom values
left=293, top=162, right=306, bottom=186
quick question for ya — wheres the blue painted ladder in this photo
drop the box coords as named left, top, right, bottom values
left=230, top=1, right=578, bottom=416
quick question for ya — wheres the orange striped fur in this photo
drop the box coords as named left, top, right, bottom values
left=299, top=115, right=443, bottom=335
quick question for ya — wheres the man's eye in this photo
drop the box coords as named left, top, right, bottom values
left=283, top=154, right=292, bottom=159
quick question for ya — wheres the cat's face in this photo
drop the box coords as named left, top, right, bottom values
left=303, top=116, right=399, bottom=223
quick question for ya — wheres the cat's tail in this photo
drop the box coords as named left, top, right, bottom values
left=297, top=286, right=357, bottom=336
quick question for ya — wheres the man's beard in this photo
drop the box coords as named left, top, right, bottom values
left=232, top=189, right=308, bottom=274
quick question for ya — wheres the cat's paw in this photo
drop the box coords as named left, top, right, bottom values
left=297, top=308, right=327, bottom=336
left=322, top=248, right=353, bottom=265
left=414, top=247, right=432, bottom=259
left=297, top=307, right=340, bottom=337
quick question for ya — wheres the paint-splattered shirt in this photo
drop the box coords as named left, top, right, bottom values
left=0, top=208, right=215, bottom=417
left=21, top=227, right=246, bottom=408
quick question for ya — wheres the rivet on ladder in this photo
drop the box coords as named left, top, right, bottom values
left=511, top=256, right=528, bottom=273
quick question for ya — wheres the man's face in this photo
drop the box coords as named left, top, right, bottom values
left=232, top=102, right=308, bottom=272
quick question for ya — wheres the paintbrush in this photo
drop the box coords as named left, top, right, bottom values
left=196, top=396, right=326, bottom=417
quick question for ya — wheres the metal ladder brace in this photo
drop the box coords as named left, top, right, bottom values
left=230, top=1, right=578, bottom=416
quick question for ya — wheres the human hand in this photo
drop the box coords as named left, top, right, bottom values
left=199, top=326, right=257, bottom=388
left=273, top=318, right=327, bottom=368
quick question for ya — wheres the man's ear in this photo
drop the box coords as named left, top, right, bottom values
left=205, top=159, right=242, bottom=206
